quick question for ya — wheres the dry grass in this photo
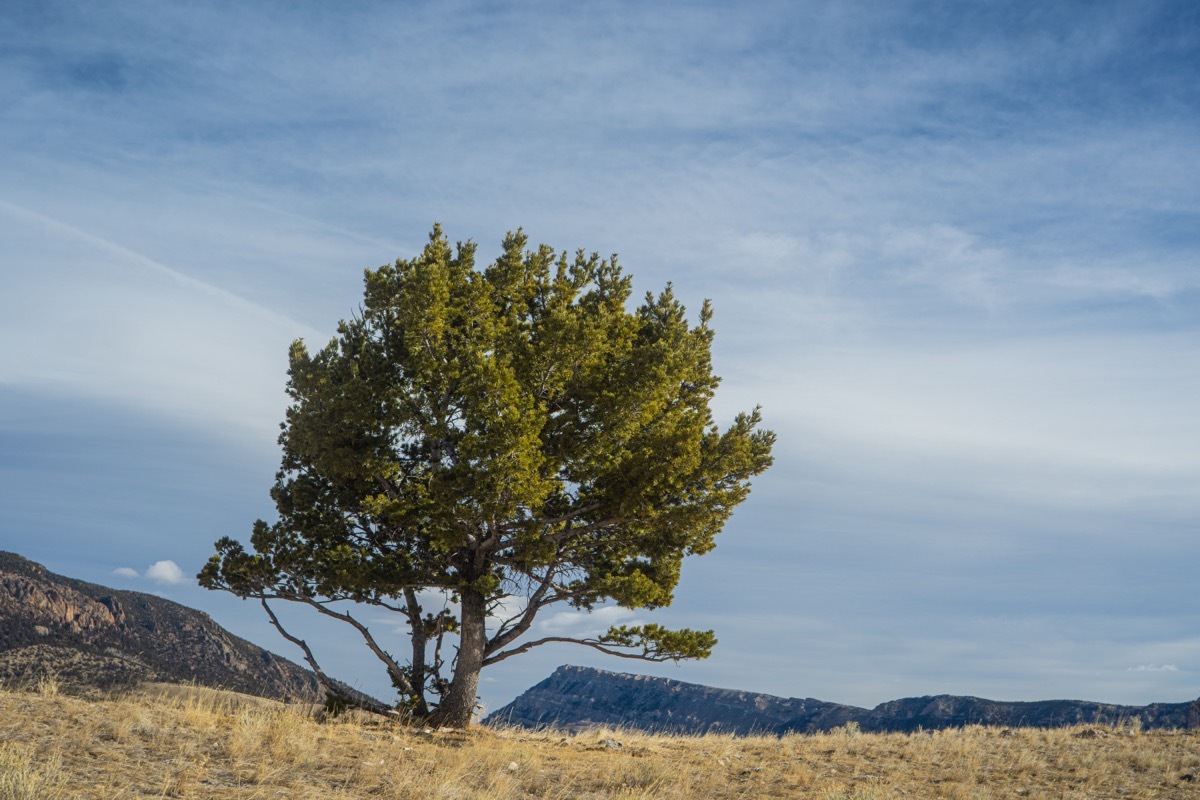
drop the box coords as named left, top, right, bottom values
left=0, top=680, right=1197, bottom=799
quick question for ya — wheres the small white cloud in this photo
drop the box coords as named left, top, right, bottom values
left=145, top=560, right=187, bottom=586
left=112, top=567, right=139, bottom=579
left=1128, top=664, right=1178, bottom=672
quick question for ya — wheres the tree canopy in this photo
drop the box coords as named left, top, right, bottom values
left=200, top=225, right=775, bottom=727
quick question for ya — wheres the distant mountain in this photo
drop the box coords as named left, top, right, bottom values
left=486, top=665, right=1197, bottom=734
left=0, top=551, right=320, bottom=701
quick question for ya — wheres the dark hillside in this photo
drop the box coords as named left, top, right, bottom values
left=0, top=551, right=319, bottom=701
left=487, top=665, right=1194, bottom=734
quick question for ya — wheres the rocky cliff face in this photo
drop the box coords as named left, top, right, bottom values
left=0, top=551, right=321, bottom=702
left=486, top=665, right=1194, bottom=734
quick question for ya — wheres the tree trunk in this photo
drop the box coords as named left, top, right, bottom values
left=430, top=587, right=486, bottom=727
left=404, top=588, right=430, bottom=717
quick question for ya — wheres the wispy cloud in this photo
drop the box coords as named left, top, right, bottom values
left=0, top=200, right=321, bottom=445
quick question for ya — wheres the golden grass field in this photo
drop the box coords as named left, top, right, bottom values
left=1, top=679, right=1197, bottom=799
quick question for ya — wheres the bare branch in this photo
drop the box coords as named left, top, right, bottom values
left=259, top=598, right=333, bottom=688
left=482, top=635, right=687, bottom=667
left=370, top=598, right=409, bottom=615
left=270, top=591, right=417, bottom=699
left=497, top=502, right=605, bottom=535
left=485, top=566, right=561, bottom=656
left=374, top=476, right=401, bottom=502
left=259, top=598, right=395, bottom=716
left=544, top=516, right=622, bottom=544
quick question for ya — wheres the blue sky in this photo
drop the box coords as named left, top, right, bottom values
left=2, top=0, right=1198, bottom=714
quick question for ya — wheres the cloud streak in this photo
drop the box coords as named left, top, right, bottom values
left=0, top=199, right=322, bottom=445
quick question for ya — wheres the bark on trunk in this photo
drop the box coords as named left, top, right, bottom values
left=404, top=588, right=430, bottom=717
left=431, top=587, right=486, bottom=727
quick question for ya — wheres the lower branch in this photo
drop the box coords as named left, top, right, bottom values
left=483, top=623, right=716, bottom=667
left=259, top=598, right=397, bottom=717
left=483, top=637, right=677, bottom=666
left=288, top=594, right=418, bottom=699
left=260, top=598, right=332, bottom=688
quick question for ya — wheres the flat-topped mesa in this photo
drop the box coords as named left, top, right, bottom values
left=485, top=664, right=1194, bottom=734
left=485, top=664, right=860, bottom=734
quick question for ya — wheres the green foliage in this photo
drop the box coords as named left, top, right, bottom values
left=200, top=224, right=774, bottom=721
left=598, top=624, right=717, bottom=660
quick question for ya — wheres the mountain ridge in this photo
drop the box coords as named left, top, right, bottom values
left=486, top=664, right=1197, bottom=734
left=0, top=550, right=323, bottom=702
